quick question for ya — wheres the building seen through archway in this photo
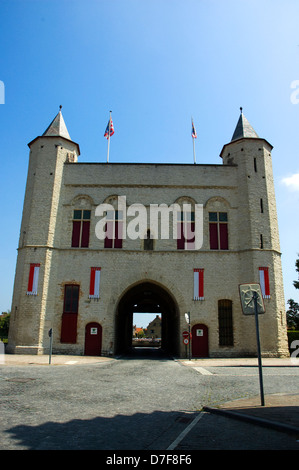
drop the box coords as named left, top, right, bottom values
left=115, top=282, right=179, bottom=357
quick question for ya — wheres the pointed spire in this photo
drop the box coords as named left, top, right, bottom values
left=231, top=107, right=259, bottom=141
left=42, top=106, right=71, bottom=140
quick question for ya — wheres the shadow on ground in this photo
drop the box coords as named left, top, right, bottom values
left=4, top=410, right=194, bottom=450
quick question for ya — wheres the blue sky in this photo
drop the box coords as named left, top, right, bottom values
left=0, top=0, right=299, bottom=326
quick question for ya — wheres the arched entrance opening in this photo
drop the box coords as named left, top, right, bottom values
left=115, top=282, right=180, bottom=357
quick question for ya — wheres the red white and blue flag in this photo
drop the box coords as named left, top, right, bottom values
left=191, top=120, right=197, bottom=139
left=104, top=117, right=114, bottom=139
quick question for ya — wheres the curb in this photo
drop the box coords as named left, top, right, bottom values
left=203, top=406, right=299, bottom=436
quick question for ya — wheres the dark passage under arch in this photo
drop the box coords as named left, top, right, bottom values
left=115, top=282, right=180, bottom=357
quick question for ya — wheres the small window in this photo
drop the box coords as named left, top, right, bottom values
left=209, top=212, right=228, bottom=250
left=144, top=229, right=153, bottom=250
left=61, top=285, right=79, bottom=344
left=218, top=300, right=233, bottom=346
left=177, top=209, right=195, bottom=250
left=71, top=210, right=91, bottom=248
left=104, top=210, right=123, bottom=248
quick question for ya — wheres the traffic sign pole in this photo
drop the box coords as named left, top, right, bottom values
left=253, top=292, right=265, bottom=406
left=48, top=328, right=53, bottom=365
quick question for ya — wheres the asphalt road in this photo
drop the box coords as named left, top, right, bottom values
left=1, top=348, right=299, bottom=452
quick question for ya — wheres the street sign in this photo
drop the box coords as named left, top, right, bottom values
left=239, top=283, right=265, bottom=406
left=239, top=283, right=265, bottom=315
left=183, top=338, right=189, bottom=345
left=182, top=330, right=189, bottom=339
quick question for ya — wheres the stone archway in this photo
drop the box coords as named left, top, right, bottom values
left=115, top=281, right=180, bottom=357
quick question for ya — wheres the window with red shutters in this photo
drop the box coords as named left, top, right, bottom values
left=104, top=210, right=123, bottom=249
left=71, top=210, right=91, bottom=248
left=60, top=285, right=79, bottom=344
left=177, top=210, right=195, bottom=250
left=209, top=212, right=229, bottom=250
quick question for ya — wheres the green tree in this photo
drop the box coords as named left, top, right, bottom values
left=0, top=313, right=10, bottom=340
left=294, top=256, right=299, bottom=290
left=286, top=299, right=299, bottom=329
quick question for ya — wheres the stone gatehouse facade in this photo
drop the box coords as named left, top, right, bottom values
left=7, top=109, right=289, bottom=358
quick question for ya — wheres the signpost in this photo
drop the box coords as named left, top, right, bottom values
left=48, top=328, right=53, bottom=365
left=184, top=312, right=191, bottom=360
left=239, top=283, right=265, bottom=406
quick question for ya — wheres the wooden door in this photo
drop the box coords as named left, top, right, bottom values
left=84, top=322, right=102, bottom=356
left=191, top=324, right=209, bottom=358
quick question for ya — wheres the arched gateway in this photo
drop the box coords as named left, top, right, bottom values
left=115, top=282, right=180, bottom=356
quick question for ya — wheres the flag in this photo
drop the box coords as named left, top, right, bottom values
left=104, top=117, right=114, bottom=139
left=89, top=267, right=101, bottom=299
left=259, top=267, right=270, bottom=298
left=191, top=120, right=197, bottom=139
left=27, top=263, right=40, bottom=295
left=193, top=268, right=204, bottom=300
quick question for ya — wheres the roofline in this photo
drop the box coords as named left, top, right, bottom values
left=219, top=137, right=273, bottom=158
left=66, top=161, right=238, bottom=167
left=28, top=135, right=81, bottom=155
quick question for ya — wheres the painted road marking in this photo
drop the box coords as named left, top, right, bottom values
left=166, top=413, right=204, bottom=450
left=193, top=367, right=213, bottom=375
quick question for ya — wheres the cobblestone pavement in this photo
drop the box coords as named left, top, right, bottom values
left=1, top=351, right=299, bottom=451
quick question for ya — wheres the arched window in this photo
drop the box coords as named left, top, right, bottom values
left=218, top=300, right=233, bottom=346
left=205, top=197, right=230, bottom=250
left=71, top=196, right=93, bottom=248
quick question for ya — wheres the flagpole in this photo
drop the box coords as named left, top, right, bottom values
left=107, top=110, right=112, bottom=163
left=191, top=117, right=196, bottom=164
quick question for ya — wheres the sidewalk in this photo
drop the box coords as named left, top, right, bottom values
left=180, top=357, right=299, bottom=436
left=1, top=353, right=115, bottom=366
left=204, top=393, right=299, bottom=436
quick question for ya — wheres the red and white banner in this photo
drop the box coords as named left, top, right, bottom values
left=89, top=267, right=101, bottom=298
left=27, top=263, right=40, bottom=295
left=259, top=267, right=270, bottom=298
left=194, top=268, right=204, bottom=300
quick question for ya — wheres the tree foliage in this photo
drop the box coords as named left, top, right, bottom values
left=0, top=313, right=10, bottom=339
left=286, top=299, right=299, bottom=329
left=294, top=256, right=299, bottom=290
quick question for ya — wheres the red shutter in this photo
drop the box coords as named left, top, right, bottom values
left=177, top=222, right=185, bottom=249
left=71, top=221, right=81, bottom=247
left=209, top=223, right=218, bottom=249
left=104, top=222, right=113, bottom=248
left=114, top=221, right=123, bottom=248
left=81, top=221, right=90, bottom=247
left=186, top=221, right=195, bottom=249
left=219, top=224, right=228, bottom=250
left=60, top=313, right=78, bottom=343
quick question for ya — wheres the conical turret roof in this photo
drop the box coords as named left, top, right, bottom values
left=42, top=106, right=71, bottom=140
left=231, top=108, right=259, bottom=141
